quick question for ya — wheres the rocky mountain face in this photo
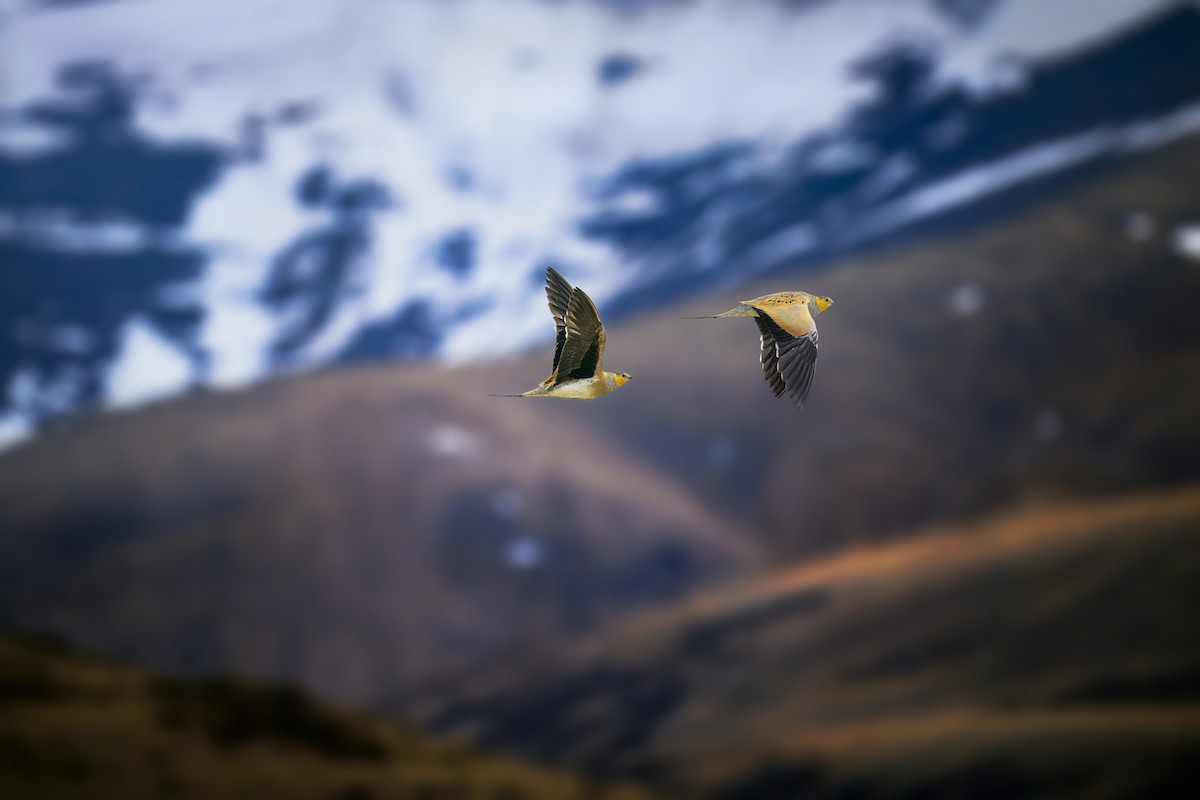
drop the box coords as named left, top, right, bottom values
left=4, top=2, right=1200, bottom=432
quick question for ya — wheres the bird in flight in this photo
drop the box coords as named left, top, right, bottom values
left=689, top=291, right=833, bottom=409
left=492, top=267, right=632, bottom=399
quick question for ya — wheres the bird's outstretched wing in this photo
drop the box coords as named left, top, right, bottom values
left=754, top=316, right=786, bottom=399
left=755, top=313, right=818, bottom=408
left=553, top=287, right=605, bottom=383
left=545, top=267, right=574, bottom=373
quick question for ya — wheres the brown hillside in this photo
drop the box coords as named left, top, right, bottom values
left=413, top=485, right=1200, bottom=799
left=0, top=373, right=759, bottom=702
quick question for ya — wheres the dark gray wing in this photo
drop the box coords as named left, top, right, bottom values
left=753, top=316, right=786, bottom=398
left=545, top=267, right=574, bottom=372
left=553, top=287, right=605, bottom=383
left=757, top=313, right=818, bottom=409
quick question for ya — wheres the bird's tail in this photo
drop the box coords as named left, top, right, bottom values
left=681, top=304, right=757, bottom=319
left=488, top=393, right=526, bottom=397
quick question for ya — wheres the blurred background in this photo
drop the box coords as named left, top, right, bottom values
left=2, top=0, right=1200, bottom=797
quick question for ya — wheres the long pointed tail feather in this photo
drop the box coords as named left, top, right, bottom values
left=681, top=304, right=757, bottom=320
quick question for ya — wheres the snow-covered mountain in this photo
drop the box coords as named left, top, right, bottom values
left=2, top=0, right=1198, bottom=444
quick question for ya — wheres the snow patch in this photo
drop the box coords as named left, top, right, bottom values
left=938, top=0, right=1176, bottom=91
left=0, top=413, right=32, bottom=452
left=0, top=117, right=69, bottom=155
left=106, top=318, right=195, bottom=409
left=1173, top=224, right=1200, bottom=261
left=505, top=537, right=543, bottom=569
left=860, top=102, right=1200, bottom=240
left=426, top=423, right=481, bottom=460
left=602, top=187, right=662, bottom=217
left=946, top=282, right=985, bottom=317
left=0, top=212, right=167, bottom=254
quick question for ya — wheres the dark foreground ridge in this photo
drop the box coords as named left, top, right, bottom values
left=0, top=630, right=655, bottom=799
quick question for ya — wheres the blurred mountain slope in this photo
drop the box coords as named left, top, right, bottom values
left=411, top=484, right=1200, bottom=799
left=0, top=630, right=656, bottom=800
left=480, top=129, right=1200, bottom=559
left=1, top=126, right=1199, bottom=714
left=0, top=369, right=760, bottom=702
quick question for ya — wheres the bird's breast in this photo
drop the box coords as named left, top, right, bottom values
left=756, top=302, right=815, bottom=338
left=548, top=376, right=611, bottom=399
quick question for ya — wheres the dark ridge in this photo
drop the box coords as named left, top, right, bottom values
left=149, top=676, right=391, bottom=761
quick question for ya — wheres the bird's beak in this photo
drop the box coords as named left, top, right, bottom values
left=815, top=297, right=834, bottom=312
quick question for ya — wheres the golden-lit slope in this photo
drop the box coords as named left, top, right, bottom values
left=0, top=631, right=656, bottom=800
left=414, top=486, right=1200, bottom=798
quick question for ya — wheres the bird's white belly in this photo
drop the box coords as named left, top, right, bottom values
left=552, top=376, right=609, bottom=399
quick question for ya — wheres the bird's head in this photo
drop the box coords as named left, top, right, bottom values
left=811, top=295, right=834, bottom=314
left=613, top=372, right=632, bottom=387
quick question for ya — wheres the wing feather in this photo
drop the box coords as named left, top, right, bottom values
left=754, top=316, right=786, bottom=398
left=758, top=314, right=819, bottom=408
left=545, top=267, right=574, bottom=372
left=553, top=287, right=606, bottom=383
